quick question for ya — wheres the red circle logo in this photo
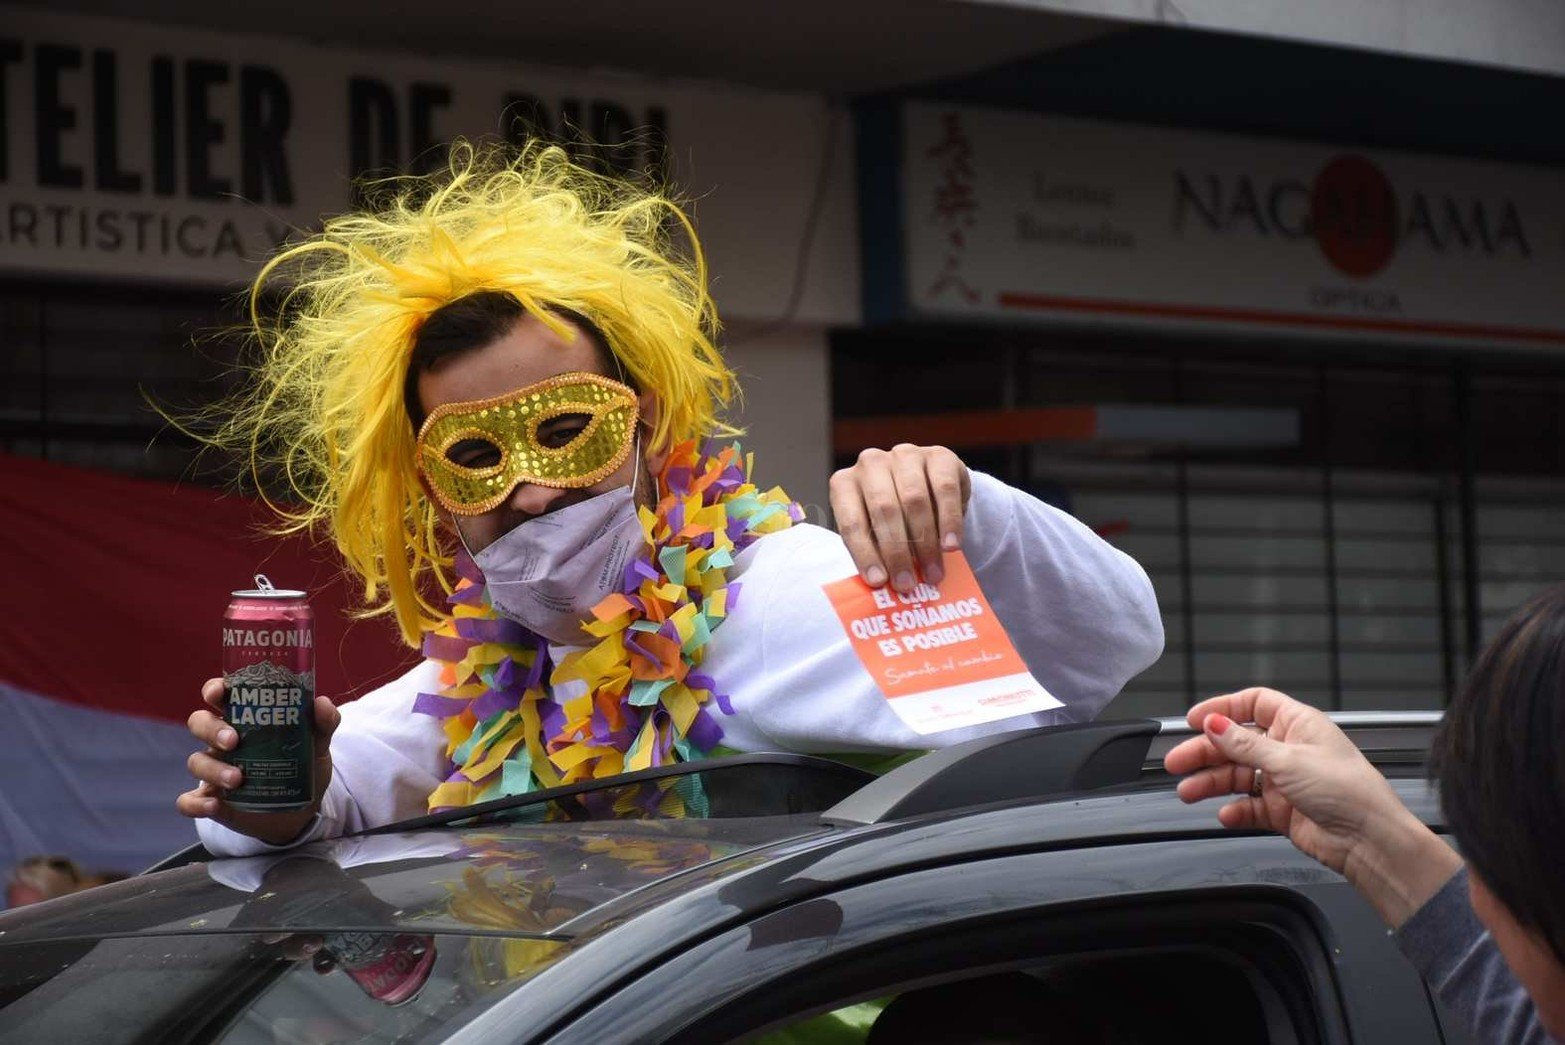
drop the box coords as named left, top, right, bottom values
left=1311, top=155, right=1397, bottom=277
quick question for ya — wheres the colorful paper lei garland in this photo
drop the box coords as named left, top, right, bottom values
left=413, top=441, right=802, bottom=811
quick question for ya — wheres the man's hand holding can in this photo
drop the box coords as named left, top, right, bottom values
left=178, top=677, right=340, bottom=846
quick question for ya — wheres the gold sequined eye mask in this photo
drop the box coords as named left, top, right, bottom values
left=416, top=372, right=640, bottom=516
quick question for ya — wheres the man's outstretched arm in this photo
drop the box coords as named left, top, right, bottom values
left=961, top=468, right=1163, bottom=720
left=828, top=443, right=1162, bottom=718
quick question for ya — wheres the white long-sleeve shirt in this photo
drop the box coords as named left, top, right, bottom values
left=198, top=472, right=1163, bottom=857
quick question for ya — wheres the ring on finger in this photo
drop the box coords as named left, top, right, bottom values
left=1249, top=768, right=1265, bottom=797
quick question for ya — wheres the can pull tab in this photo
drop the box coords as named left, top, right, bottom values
left=254, top=574, right=276, bottom=593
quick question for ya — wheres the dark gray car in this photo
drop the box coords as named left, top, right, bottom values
left=0, top=716, right=1469, bottom=1044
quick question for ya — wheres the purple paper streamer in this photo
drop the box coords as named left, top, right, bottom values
left=665, top=466, right=693, bottom=496
left=454, top=547, right=483, bottom=584
left=686, top=675, right=735, bottom=716
left=623, top=632, right=657, bottom=664
left=688, top=708, right=724, bottom=751
left=492, top=656, right=515, bottom=690
left=635, top=782, right=665, bottom=817
left=725, top=582, right=743, bottom=612
left=422, top=633, right=471, bottom=663
left=523, top=644, right=549, bottom=689
left=448, top=583, right=487, bottom=607
left=456, top=616, right=530, bottom=646
left=589, top=706, right=612, bottom=741
left=470, top=686, right=517, bottom=722
left=539, top=699, right=567, bottom=740
left=623, top=556, right=659, bottom=593
left=652, top=711, right=674, bottom=767
left=413, top=691, right=470, bottom=718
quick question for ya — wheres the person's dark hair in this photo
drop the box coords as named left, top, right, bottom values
left=402, top=291, right=621, bottom=430
left=1432, top=582, right=1565, bottom=965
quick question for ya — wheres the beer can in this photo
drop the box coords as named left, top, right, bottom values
left=324, top=932, right=438, bottom=1006
left=222, top=574, right=315, bottom=810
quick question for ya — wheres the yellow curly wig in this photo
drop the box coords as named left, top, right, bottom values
left=210, top=140, right=738, bottom=647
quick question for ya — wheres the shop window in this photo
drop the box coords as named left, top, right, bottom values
left=0, top=280, right=239, bottom=481
left=832, top=326, right=1565, bottom=715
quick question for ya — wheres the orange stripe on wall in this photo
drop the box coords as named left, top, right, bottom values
left=996, top=291, right=1565, bottom=346
left=833, top=406, right=1098, bottom=454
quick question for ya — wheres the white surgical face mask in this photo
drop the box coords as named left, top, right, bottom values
left=468, top=464, right=646, bottom=647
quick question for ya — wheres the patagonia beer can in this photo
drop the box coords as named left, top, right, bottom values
left=325, top=932, right=438, bottom=1006
left=222, top=575, right=315, bottom=810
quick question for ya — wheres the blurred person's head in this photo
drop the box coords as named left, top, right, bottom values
left=1434, top=582, right=1565, bottom=1039
left=6, top=856, right=84, bottom=907
left=79, top=871, right=129, bottom=889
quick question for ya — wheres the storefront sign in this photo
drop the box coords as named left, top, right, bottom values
left=0, top=11, right=856, bottom=323
left=898, top=102, right=1565, bottom=347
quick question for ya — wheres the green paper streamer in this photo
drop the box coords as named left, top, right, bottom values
left=671, top=738, right=712, bottom=817
left=500, top=752, right=536, bottom=797
left=474, top=776, right=504, bottom=803
left=682, top=611, right=712, bottom=654
left=454, top=708, right=512, bottom=765
left=658, top=545, right=688, bottom=586
left=726, top=493, right=761, bottom=517
left=746, top=502, right=785, bottom=526
left=629, top=677, right=675, bottom=707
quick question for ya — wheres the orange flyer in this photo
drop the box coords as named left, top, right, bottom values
left=822, top=550, right=1064, bottom=735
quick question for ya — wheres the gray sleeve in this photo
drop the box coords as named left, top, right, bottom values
left=1395, top=866, right=1556, bottom=1045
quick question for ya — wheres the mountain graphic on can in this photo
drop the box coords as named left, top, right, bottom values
left=222, top=575, right=315, bottom=810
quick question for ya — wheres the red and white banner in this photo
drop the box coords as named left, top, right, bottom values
left=0, top=455, right=415, bottom=891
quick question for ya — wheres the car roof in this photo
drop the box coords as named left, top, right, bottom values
left=0, top=713, right=1443, bottom=946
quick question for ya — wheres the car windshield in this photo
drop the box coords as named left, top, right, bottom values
left=0, top=759, right=855, bottom=1044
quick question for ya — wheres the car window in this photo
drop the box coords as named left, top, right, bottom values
left=749, top=952, right=1288, bottom=1044
left=0, top=931, right=570, bottom=1045
left=540, top=844, right=1381, bottom=1045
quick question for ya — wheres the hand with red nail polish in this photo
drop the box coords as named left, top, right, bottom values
left=829, top=444, right=971, bottom=594
left=1163, top=687, right=1460, bottom=928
